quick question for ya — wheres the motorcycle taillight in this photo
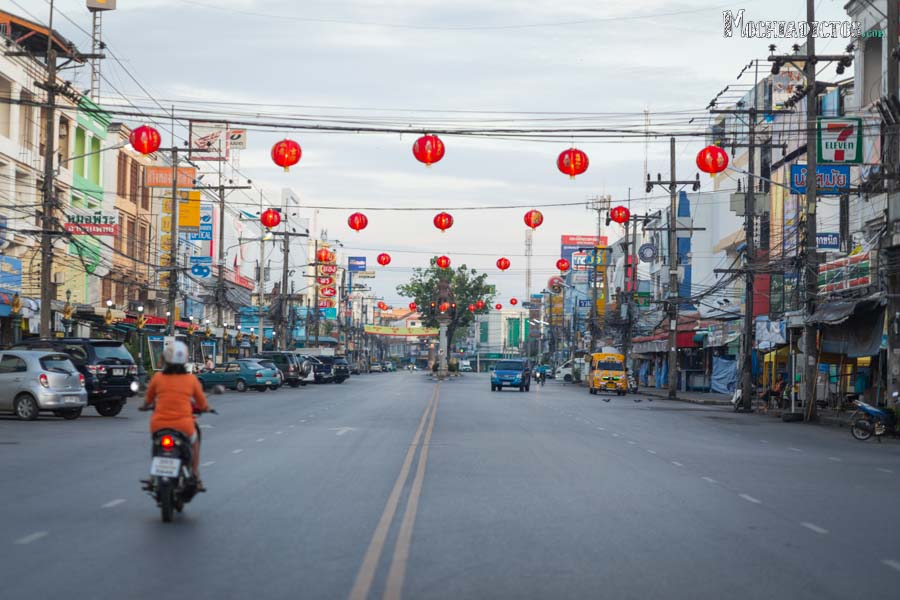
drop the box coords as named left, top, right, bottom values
left=160, top=435, right=175, bottom=449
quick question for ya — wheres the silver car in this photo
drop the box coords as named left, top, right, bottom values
left=0, top=350, right=88, bottom=420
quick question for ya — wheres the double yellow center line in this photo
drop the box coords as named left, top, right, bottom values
left=348, top=385, right=440, bottom=600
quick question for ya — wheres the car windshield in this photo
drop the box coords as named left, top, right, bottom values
left=596, top=361, right=623, bottom=371
left=91, top=343, right=133, bottom=362
left=495, top=361, right=524, bottom=371
left=238, top=360, right=264, bottom=368
left=40, top=354, right=76, bottom=373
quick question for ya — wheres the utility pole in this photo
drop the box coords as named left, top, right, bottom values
left=167, top=110, right=179, bottom=336
left=646, top=138, right=701, bottom=399
left=39, top=47, right=57, bottom=340
left=313, top=239, right=320, bottom=347
left=257, top=234, right=266, bottom=353
left=586, top=196, right=610, bottom=353
left=768, top=5, right=853, bottom=420
left=886, top=0, right=900, bottom=407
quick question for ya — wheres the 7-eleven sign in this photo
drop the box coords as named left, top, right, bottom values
left=817, top=118, right=862, bottom=164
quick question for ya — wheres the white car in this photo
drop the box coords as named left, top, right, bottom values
left=370, top=363, right=383, bottom=373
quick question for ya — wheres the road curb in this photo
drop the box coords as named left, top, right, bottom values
left=638, top=388, right=732, bottom=406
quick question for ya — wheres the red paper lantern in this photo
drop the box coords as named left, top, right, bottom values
left=510, top=298, right=518, bottom=306
left=439, top=302, right=450, bottom=313
left=556, top=258, right=571, bottom=272
left=377, top=252, right=391, bottom=266
left=436, top=255, right=451, bottom=269
left=378, top=302, right=387, bottom=310
left=409, top=302, right=417, bottom=311
left=496, top=257, right=511, bottom=271
left=260, top=208, right=282, bottom=229
left=433, top=212, right=454, bottom=233
left=316, top=247, right=332, bottom=263
left=271, top=139, right=302, bottom=171
left=696, top=145, right=729, bottom=174
left=130, top=125, right=161, bottom=155
left=524, top=209, right=544, bottom=230
left=495, top=303, right=502, bottom=310
left=557, top=147, right=589, bottom=179
left=610, top=205, right=631, bottom=225
left=348, top=212, right=368, bottom=232
left=468, top=304, right=476, bottom=312
left=412, top=134, right=445, bottom=166
left=476, top=300, right=485, bottom=309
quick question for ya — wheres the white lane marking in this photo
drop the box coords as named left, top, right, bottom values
left=101, top=499, right=126, bottom=509
left=289, top=425, right=296, bottom=429
left=612, top=433, right=620, bottom=438
left=627, top=440, right=637, bottom=445
left=827, top=456, right=842, bottom=462
left=759, top=440, right=769, bottom=444
left=800, top=522, right=829, bottom=535
left=14, top=531, right=47, bottom=545
left=329, top=427, right=357, bottom=436
left=739, top=494, right=762, bottom=504
left=701, top=476, right=717, bottom=484
left=671, top=461, right=684, bottom=468
left=276, top=431, right=284, bottom=435
left=877, top=467, right=895, bottom=474
left=201, top=461, right=215, bottom=467
left=882, top=559, right=900, bottom=574
left=300, top=419, right=307, bottom=423
left=597, top=426, right=606, bottom=431
left=646, top=449, right=657, bottom=455
left=788, top=447, right=803, bottom=452
left=232, top=449, right=243, bottom=454
left=256, top=438, right=265, bottom=443
left=199, top=424, right=213, bottom=429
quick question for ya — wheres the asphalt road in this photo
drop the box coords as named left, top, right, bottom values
left=1, top=372, right=899, bottom=600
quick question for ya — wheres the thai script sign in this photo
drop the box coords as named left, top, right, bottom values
left=63, top=208, right=119, bottom=236
left=816, top=232, right=840, bottom=251
left=145, top=166, right=197, bottom=188
left=789, top=164, right=850, bottom=195
left=364, top=325, right=439, bottom=337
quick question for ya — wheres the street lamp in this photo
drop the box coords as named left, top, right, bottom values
left=104, top=299, right=114, bottom=337
left=62, top=289, right=73, bottom=337
left=136, top=305, right=147, bottom=381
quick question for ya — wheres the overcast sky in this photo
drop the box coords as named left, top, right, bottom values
left=12, top=0, right=853, bottom=305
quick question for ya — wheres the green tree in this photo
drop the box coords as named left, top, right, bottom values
left=397, top=260, right=496, bottom=344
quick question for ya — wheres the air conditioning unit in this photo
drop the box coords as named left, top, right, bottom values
left=52, top=272, right=65, bottom=284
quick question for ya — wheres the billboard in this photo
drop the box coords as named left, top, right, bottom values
left=561, top=234, right=608, bottom=265
left=789, top=164, right=850, bottom=196
left=0, top=256, right=22, bottom=291
left=145, top=166, right=196, bottom=188
left=189, top=121, right=229, bottom=161
left=818, top=251, right=874, bottom=294
left=63, top=208, right=118, bottom=236
left=189, top=203, right=214, bottom=241
left=817, top=118, right=863, bottom=164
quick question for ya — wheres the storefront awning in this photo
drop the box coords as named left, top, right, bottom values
left=808, top=292, right=886, bottom=358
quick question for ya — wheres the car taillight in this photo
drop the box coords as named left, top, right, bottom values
left=39, top=373, right=49, bottom=388
left=288, top=366, right=295, bottom=373
left=255, top=371, right=263, bottom=378
left=87, top=365, right=107, bottom=376
left=79, top=374, right=85, bottom=388
left=160, top=435, right=175, bottom=449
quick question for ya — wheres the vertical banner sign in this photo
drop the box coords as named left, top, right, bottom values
left=190, top=203, right=214, bottom=241
left=177, top=191, right=202, bottom=232
left=817, top=118, right=863, bottom=164
left=158, top=193, right=173, bottom=290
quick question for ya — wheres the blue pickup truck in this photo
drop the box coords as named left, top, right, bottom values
left=197, top=359, right=279, bottom=392
left=490, top=359, right=532, bottom=392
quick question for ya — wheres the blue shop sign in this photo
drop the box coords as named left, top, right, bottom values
left=0, top=256, right=22, bottom=291
left=790, top=164, right=850, bottom=196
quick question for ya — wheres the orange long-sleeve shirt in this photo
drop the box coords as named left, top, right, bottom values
left=143, top=373, right=208, bottom=437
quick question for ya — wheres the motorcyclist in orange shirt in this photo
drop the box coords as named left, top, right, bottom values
left=142, top=341, right=210, bottom=490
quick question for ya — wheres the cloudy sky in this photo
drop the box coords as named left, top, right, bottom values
left=12, top=0, right=852, bottom=305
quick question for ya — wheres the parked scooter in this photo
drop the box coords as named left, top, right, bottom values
left=850, top=400, right=898, bottom=442
left=139, top=406, right=216, bottom=522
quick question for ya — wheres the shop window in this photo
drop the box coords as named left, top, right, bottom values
left=88, top=137, right=101, bottom=184
left=101, top=277, right=112, bottom=302
left=129, top=159, right=139, bottom=204
left=58, top=116, right=70, bottom=165
left=0, top=76, right=10, bottom=138
left=116, top=152, right=127, bottom=196
left=73, top=128, right=85, bottom=178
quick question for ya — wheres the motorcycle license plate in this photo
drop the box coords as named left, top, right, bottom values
left=150, top=457, right=181, bottom=477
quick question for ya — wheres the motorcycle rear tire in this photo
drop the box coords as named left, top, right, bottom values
left=159, top=481, right=175, bottom=523
left=851, top=419, right=873, bottom=441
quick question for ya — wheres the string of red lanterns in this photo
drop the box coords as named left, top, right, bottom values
left=271, top=139, right=302, bottom=172
left=495, top=303, right=502, bottom=310
left=130, top=125, right=161, bottom=155
left=557, top=147, right=589, bottom=179
left=696, top=145, right=729, bottom=175
left=433, top=212, right=454, bottom=233
left=316, top=247, right=332, bottom=263
left=347, top=212, right=369, bottom=232
left=524, top=209, right=544, bottom=230
left=412, top=134, right=445, bottom=167
left=468, top=304, right=476, bottom=312
left=260, top=208, right=281, bottom=229
left=496, top=257, right=510, bottom=271
left=409, top=302, right=417, bottom=311
left=476, top=300, right=485, bottom=309
left=377, top=252, right=392, bottom=266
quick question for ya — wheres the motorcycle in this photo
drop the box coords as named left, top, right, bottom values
left=534, top=371, right=545, bottom=386
left=850, top=400, right=898, bottom=442
left=139, top=406, right=216, bottom=522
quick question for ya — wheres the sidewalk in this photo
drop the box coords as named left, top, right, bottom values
left=638, top=387, right=733, bottom=406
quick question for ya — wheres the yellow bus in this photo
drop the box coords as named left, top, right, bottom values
left=588, top=351, right=627, bottom=395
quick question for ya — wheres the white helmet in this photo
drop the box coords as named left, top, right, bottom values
left=162, top=341, right=189, bottom=366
